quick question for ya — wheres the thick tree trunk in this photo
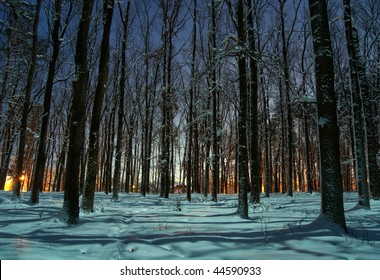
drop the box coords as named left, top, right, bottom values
left=82, top=0, right=114, bottom=211
left=236, top=0, right=249, bottom=219
left=308, top=0, right=347, bottom=231
left=62, top=0, right=95, bottom=224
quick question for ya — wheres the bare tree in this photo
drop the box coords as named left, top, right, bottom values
left=347, top=0, right=380, bottom=200
left=308, top=0, right=346, bottom=231
left=30, top=0, right=74, bottom=204
left=247, top=0, right=260, bottom=203
left=210, top=0, right=219, bottom=202
left=112, top=0, right=131, bottom=200
left=12, top=0, right=42, bottom=200
left=62, top=0, right=95, bottom=224
left=82, top=0, right=115, bottom=212
left=138, top=0, right=159, bottom=197
left=343, top=0, right=370, bottom=209
left=159, top=0, right=183, bottom=199
left=186, top=0, right=197, bottom=202
left=236, top=0, right=249, bottom=218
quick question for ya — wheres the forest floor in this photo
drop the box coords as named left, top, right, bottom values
left=0, top=190, right=379, bottom=259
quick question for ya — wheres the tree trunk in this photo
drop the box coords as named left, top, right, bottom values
left=279, top=79, right=287, bottom=193
left=0, top=122, right=16, bottom=191
left=124, top=117, right=134, bottom=193
left=279, top=0, right=294, bottom=197
left=62, top=0, right=95, bottom=224
left=82, top=0, right=114, bottom=211
left=236, top=0, right=249, bottom=219
left=303, top=103, right=313, bottom=194
left=159, top=0, right=181, bottom=199
left=247, top=0, right=261, bottom=204
left=160, top=3, right=170, bottom=199
left=113, top=0, right=130, bottom=199
left=203, top=97, right=212, bottom=198
left=30, top=0, right=64, bottom=204
left=263, top=87, right=271, bottom=197
left=308, top=0, right=347, bottom=231
left=345, top=0, right=380, bottom=200
left=210, top=0, right=219, bottom=202
left=12, top=0, right=42, bottom=200
left=186, top=0, right=197, bottom=202
left=343, top=0, right=370, bottom=209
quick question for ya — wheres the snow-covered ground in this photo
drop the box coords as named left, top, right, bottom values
left=0, top=190, right=379, bottom=260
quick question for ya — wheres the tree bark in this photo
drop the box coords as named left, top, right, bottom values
left=30, top=0, right=65, bottom=204
left=279, top=0, right=294, bottom=197
left=343, top=0, right=370, bottom=209
left=113, top=0, right=130, bottom=200
left=308, top=0, right=347, bottom=231
left=247, top=0, right=261, bottom=204
left=186, top=0, right=197, bottom=202
left=81, top=0, right=114, bottom=211
left=210, top=0, right=219, bottom=202
left=345, top=0, right=380, bottom=200
left=236, top=0, right=249, bottom=219
left=62, top=0, right=95, bottom=224
left=12, top=0, right=42, bottom=199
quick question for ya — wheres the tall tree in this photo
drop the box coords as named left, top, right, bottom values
left=346, top=0, right=380, bottom=200
left=82, top=0, right=115, bottom=211
left=159, top=0, right=172, bottom=198
left=12, top=0, right=42, bottom=200
left=139, top=0, right=159, bottom=197
left=343, top=0, right=370, bottom=209
left=186, top=0, right=197, bottom=202
left=279, top=0, right=300, bottom=196
left=30, top=0, right=73, bottom=204
left=0, top=2, right=27, bottom=191
left=308, top=0, right=346, bottom=231
left=300, top=19, right=313, bottom=194
left=113, top=0, right=130, bottom=200
left=159, top=0, right=182, bottom=199
left=236, top=0, right=249, bottom=218
left=247, top=0, right=260, bottom=204
left=210, top=0, right=219, bottom=202
left=62, top=0, right=95, bottom=224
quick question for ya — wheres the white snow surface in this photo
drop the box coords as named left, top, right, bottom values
left=0, top=191, right=379, bottom=260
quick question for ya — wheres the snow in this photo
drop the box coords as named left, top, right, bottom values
left=299, top=95, right=317, bottom=103
left=318, top=117, right=329, bottom=128
left=0, top=191, right=379, bottom=260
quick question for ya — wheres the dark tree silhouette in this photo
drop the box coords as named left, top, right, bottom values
left=62, top=0, right=95, bottom=224
left=308, top=0, right=347, bottom=231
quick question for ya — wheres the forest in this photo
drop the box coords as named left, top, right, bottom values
left=0, top=0, right=379, bottom=232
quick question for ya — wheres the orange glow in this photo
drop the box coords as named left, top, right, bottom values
left=4, top=176, right=13, bottom=191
